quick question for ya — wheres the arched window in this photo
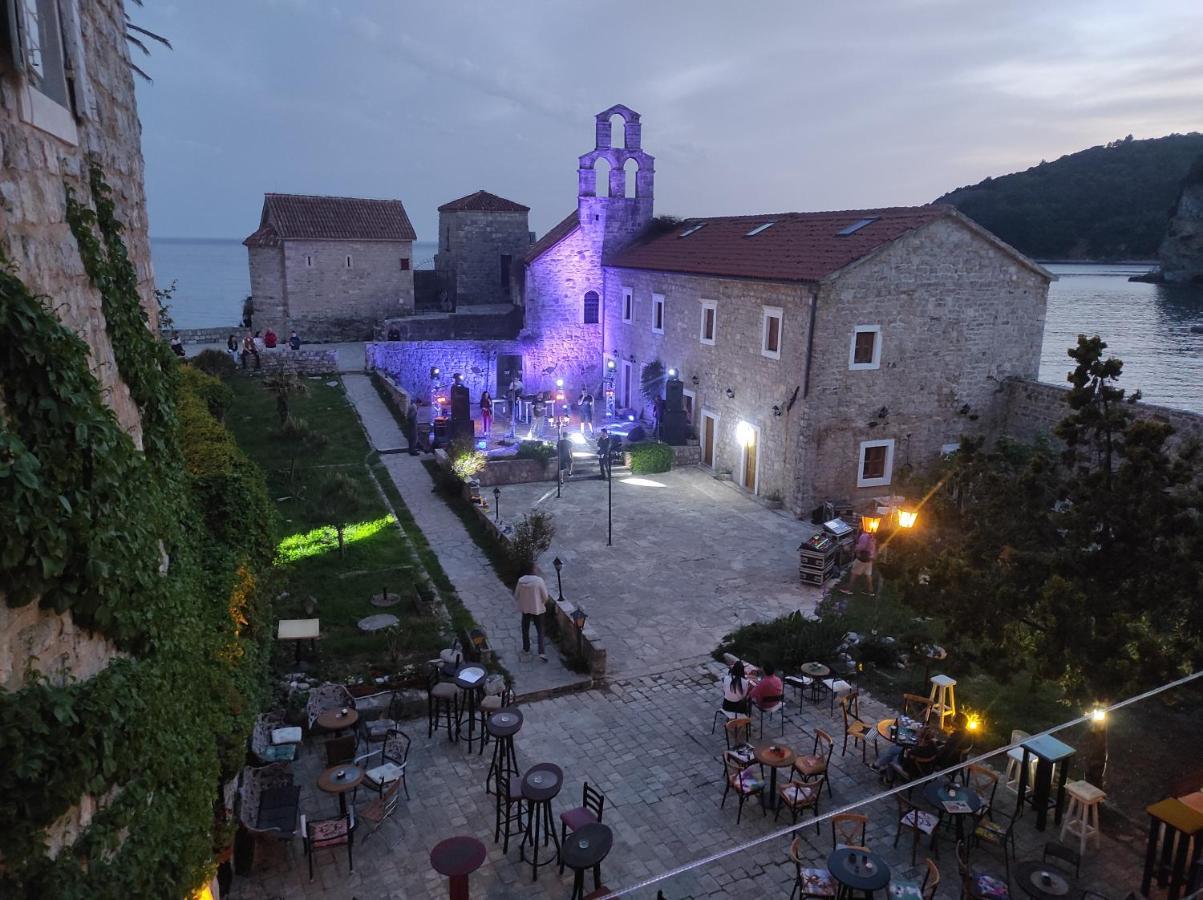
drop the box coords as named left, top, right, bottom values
left=583, top=290, right=600, bottom=324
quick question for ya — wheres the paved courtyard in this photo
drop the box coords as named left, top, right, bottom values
left=229, top=659, right=1151, bottom=900
left=490, top=466, right=823, bottom=679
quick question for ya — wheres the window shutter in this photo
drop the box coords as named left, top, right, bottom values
left=57, top=0, right=93, bottom=118
left=1, top=1, right=22, bottom=74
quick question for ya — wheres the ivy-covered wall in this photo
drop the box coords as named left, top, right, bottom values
left=0, top=165, right=275, bottom=896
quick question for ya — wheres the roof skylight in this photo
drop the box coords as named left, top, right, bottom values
left=745, top=222, right=776, bottom=237
left=679, top=223, right=707, bottom=238
left=837, top=217, right=878, bottom=236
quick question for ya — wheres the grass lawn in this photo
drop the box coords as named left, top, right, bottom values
left=224, top=374, right=445, bottom=679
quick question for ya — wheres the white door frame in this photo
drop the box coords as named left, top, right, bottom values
left=700, top=408, right=719, bottom=468
left=739, top=422, right=761, bottom=495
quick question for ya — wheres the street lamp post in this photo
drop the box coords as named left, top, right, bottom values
left=552, top=557, right=563, bottom=602
left=607, top=464, right=613, bottom=546
left=493, top=487, right=500, bottom=523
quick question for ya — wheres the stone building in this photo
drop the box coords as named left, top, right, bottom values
left=0, top=0, right=155, bottom=852
left=434, top=189, right=531, bottom=306
left=243, top=192, right=416, bottom=341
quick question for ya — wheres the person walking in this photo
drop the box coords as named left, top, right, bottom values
left=479, top=390, right=493, bottom=440
left=578, top=388, right=595, bottom=435
left=844, top=527, right=877, bottom=595
left=288, top=330, right=301, bottom=351
left=403, top=401, right=420, bottom=455
left=596, top=428, right=614, bottom=480
left=513, top=566, right=550, bottom=662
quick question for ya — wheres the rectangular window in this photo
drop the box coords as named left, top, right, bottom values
left=10, top=0, right=80, bottom=143
left=761, top=306, right=783, bottom=360
left=699, top=300, right=716, bottom=345
left=399, top=257, right=410, bottom=271
left=621, top=287, right=633, bottom=324
left=651, top=294, right=665, bottom=334
left=345, top=255, right=353, bottom=268
left=849, top=325, right=882, bottom=370
left=857, top=439, right=895, bottom=488
left=500, top=254, right=512, bottom=286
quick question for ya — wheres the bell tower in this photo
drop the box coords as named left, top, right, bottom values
left=577, top=104, right=655, bottom=255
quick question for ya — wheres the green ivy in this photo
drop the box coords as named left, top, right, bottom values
left=0, top=163, right=274, bottom=897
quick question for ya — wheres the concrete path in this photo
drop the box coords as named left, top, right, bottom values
left=341, top=373, right=588, bottom=699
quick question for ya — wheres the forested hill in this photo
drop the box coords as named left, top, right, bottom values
left=937, top=133, right=1203, bottom=261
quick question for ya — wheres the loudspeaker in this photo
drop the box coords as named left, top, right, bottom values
left=432, top=417, right=449, bottom=448
left=450, top=384, right=470, bottom=421
left=661, top=409, right=689, bottom=446
left=664, top=378, right=684, bottom=412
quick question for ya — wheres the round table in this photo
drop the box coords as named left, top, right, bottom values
left=317, top=765, right=364, bottom=816
left=520, top=763, right=564, bottom=881
left=754, top=741, right=796, bottom=810
left=430, top=835, right=487, bottom=900
left=561, top=822, right=614, bottom=900
left=801, top=662, right=831, bottom=701
left=923, top=780, right=983, bottom=846
left=486, top=708, right=523, bottom=795
left=827, top=847, right=891, bottom=897
left=454, top=665, right=488, bottom=749
left=316, top=707, right=358, bottom=735
left=876, top=718, right=921, bottom=746
left=1013, top=860, right=1078, bottom=900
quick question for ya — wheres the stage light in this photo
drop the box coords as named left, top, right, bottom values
left=476, top=440, right=486, bottom=450
left=627, top=414, right=635, bottom=421
left=607, top=359, right=616, bottom=370
left=556, top=378, right=564, bottom=388
left=430, top=366, right=440, bottom=378
left=735, top=420, right=755, bottom=447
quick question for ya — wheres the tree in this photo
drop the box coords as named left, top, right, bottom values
left=313, top=473, right=368, bottom=557
left=272, top=417, right=327, bottom=488
left=263, top=373, right=307, bottom=425
left=509, top=510, right=555, bottom=578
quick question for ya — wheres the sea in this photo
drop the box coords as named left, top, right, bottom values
left=150, top=240, right=1203, bottom=415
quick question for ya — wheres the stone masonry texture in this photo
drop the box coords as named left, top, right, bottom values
left=436, top=208, right=531, bottom=306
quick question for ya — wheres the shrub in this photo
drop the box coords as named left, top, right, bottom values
left=450, top=447, right=487, bottom=482
left=509, top=509, right=555, bottom=575
left=628, top=441, right=673, bottom=474
left=189, top=348, right=237, bottom=381
left=714, top=612, right=846, bottom=672
left=179, top=364, right=234, bottom=421
left=516, top=440, right=555, bottom=465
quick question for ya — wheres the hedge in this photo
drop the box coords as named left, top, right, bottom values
left=627, top=441, right=673, bottom=474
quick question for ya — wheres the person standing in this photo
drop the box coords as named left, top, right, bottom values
left=596, top=428, right=613, bottom=480
left=513, top=566, right=550, bottom=662
left=579, top=388, right=595, bottom=435
left=404, top=401, right=420, bottom=455
left=846, top=527, right=877, bottom=595
left=479, top=390, right=493, bottom=440
left=169, top=332, right=185, bottom=357
left=288, top=330, right=301, bottom=351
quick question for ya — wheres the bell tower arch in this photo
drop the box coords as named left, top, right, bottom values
left=577, top=104, right=654, bottom=253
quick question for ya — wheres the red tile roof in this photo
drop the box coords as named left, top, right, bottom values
left=438, top=190, right=529, bottom=213
left=243, top=223, right=281, bottom=248
left=607, top=205, right=952, bottom=283
left=245, top=193, right=417, bottom=244
left=523, top=210, right=580, bottom=263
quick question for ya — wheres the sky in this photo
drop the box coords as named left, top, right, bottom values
left=132, top=0, right=1203, bottom=240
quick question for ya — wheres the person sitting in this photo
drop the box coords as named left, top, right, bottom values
left=936, top=713, right=974, bottom=769
left=748, top=662, right=784, bottom=709
left=264, top=327, right=278, bottom=349
left=721, top=661, right=753, bottom=715
left=169, top=332, right=185, bottom=357
left=387, top=325, right=401, bottom=341
left=288, top=330, right=301, bottom=351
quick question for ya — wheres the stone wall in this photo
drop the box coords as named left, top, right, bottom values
left=798, top=216, right=1051, bottom=514
left=602, top=267, right=811, bottom=504
left=379, top=308, right=522, bottom=342
left=161, top=325, right=240, bottom=344
left=367, top=339, right=523, bottom=401
left=246, top=245, right=286, bottom=335
left=1001, top=378, right=1203, bottom=451
left=256, top=348, right=339, bottom=375
left=436, top=209, right=530, bottom=306
left=0, top=0, right=156, bottom=850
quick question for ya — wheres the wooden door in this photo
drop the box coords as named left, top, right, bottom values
left=701, top=412, right=716, bottom=467
left=742, top=428, right=758, bottom=493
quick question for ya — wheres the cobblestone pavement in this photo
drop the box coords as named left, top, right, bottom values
left=492, top=467, right=823, bottom=679
left=230, top=661, right=1148, bottom=900
left=342, top=374, right=589, bottom=699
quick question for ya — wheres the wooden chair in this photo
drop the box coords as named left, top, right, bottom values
left=966, top=764, right=1000, bottom=817
left=720, top=751, right=766, bottom=825
left=301, top=811, right=355, bottom=881
left=559, top=782, right=606, bottom=873
left=956, top=840, right=1011, bottom=900
left=357, top=779, right=401, bottom=844
left=793, top=729, right=835, bottom=798
left=832, top=812, right=868, bottom=849
left=724, top=716, right=754, bottom=751
left=1003, top=729, right=1032, bottom=792
left=894, top=794, right=940, bottom=865
left=777, top=779, right=822, bottom=831
left=755, top=692, right=788, bottom=739
left=902, top=693, right=934, bottom=721
left=840, top=692, right=875, bottom=763
left=789, top=836, right=837, bottom=900
left=888, top=858, right=939, bottom=900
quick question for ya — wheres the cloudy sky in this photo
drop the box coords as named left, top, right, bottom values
left=133, top=0, right=1203, bottom=240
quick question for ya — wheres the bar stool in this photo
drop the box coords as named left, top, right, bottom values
left=519, top=763, right=564, bottom=882
left=486, top=708, right=523, bottom=796
left=427, top=667, right=459, bottom=741
left=926, top=674, right=957, bottom=728
left=1061, top=780, right=1105, bottom=856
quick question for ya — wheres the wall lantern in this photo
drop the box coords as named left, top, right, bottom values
left=772, top=404, right=782, bottom=417
left=735, top=420, right=755, bottom=447
left=667, top=368, right=678, bottom=378
left=607, top=358, right=616, bottom=370
left=430, top=366, right=440, bottom=378
left=897, top=509, right=918, bottom=529
left=571, top=607, right=588, bottom=630
left=861, top=515, right=881, bottom=534
left=629, top=353, right=636, bottom=362
left=691, top=375, right=700, bottom=386
left=556, top=378, right=564, bottom=388
left=725, top=387, right=735, bottom=399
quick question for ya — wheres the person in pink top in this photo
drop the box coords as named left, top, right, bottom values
left=845, top=528, right=877, bottom=595
left=748, top=662, right=784, bottom=708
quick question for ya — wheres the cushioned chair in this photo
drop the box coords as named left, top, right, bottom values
left=957, top=840, right=1010, bottom=900
left=777, top=780, right=821, bottom=831
left=755, top=693, right=788, bottom=739
left=306, top=683, right=355, bottom=731
left=895, top=793, right=940, bottom=865
left=966, top=764, right=1000, bottom=817
left=559, top=782, right=606, bottom=873
left=357, top=690, right=404, bottom=745
left=426, top=666, right=459, bottom=740
left=301, top=811, right=355, bottom=881
left=360, top=729, right=411, bottom=801
left=789, top=837, right=837, bottom=900
left=250, top=711, right=299, bottom=765
left=888, top=858, right=939, bottom=900
left=720, top=751, right=766, bottom=825
left=793, top=729, right=835, bottom=798
left=840, top=692, right=875, bottom=762
left=239, top=763, right=301, bottom=847
left=972, top=809, right=1016, bottom=879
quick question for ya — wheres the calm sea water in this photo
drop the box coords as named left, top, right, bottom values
left=151, top=241, right=1203, bottom=414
